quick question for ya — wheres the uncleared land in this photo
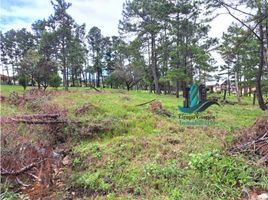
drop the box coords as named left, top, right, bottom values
left=1, top=86, right=267, bottom=200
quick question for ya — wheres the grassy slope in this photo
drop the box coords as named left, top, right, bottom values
left=1, top=85, right=267, bottom=200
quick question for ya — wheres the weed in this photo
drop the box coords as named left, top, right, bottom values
left=91, top=144, right=102, bottom=158
left=73, top=172, right=112, bottom=193
left=73, top=157, right=82, bottom=167
left=0, top=186, right=30, bottom=200
left=189, top=151, right=268, bottom=198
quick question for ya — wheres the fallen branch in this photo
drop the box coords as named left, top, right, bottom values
left=135, top=99, right=156, bottom=106
left=1, top=159, right=45, bottom=176
left=88, top=85, right=101, bottom=92
left=258, top=155, right=268, bottom=165
left=2, top=117, right=111, bottom=133
left=4, top=118, right=100, bottom=125
left=8, top=118, right=67, bottom=124
left=14, top=114, right=60, bottom=120
left=27, top=172, right=42, bottom=182
left=16, top=177, right=31, bottom=187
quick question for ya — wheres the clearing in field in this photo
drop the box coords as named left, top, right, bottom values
left=1, top=86, right=267, bottom=199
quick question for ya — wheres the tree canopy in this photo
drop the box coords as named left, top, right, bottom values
left=0, top=0, right=267, bottom=110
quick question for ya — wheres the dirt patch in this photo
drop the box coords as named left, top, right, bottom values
left=244, top=192, right=268, bottom=200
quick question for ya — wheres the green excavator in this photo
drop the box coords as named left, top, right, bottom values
left=178, top=84, right=219, bottom=113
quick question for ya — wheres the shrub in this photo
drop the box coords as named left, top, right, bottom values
left=18, top=74, right=28, bottom=90
left=48, top=73, right=61, bottom=89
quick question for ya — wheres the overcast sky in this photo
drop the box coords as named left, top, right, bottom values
left=1, top=0, right=126, bottom=36
left=0, top=0, right=236, bottom=75
left=0, top=0, right=235, bottom=37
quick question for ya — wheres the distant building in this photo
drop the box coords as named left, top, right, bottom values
left=0, top=74, right=10, bottom=84
left=206, top=79, right=238, bottom=93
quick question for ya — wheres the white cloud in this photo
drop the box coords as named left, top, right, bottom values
left=68, top=0, right=125, bottom=36
left=1, top=0, right=125, bottom=36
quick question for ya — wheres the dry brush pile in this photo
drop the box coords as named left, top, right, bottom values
left=1, top=89, right=114, bottom=199
left=229, top=115, right=268, bottom=166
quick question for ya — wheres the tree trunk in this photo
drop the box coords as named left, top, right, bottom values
left=31, top=74, right=34, bottom=86
left=223, top=88, right=227, bottom=101
left=253, top=91, right=256, bottom=105
left=66, top=63, right=69, bottom=90
left=126, top=82, right=130, bottom=91
left=151, top=34, right=160, bottom=95
left=84, top=71, right=87, bottom=87
left=149, top=84, right=152, bottom=93
left=228, top=71, right=231, bottom=95
left=101, top=74, right=104, bottom=88
left=176, top=81, right=179, bottom=98
left=175, top=14, right=181, bottom=99
left=13, top=58, right=17, bottom=85
left=96, top=68, right=100, bottom=88
left=62, top=38, right=68, bottom=91
left=5, top=66, right=11, bottom=85
left=235, top=71, right=241, bottom=104
left=256, top=12, right=267, bottom=110
left=71, top=71, right=75, bottom=87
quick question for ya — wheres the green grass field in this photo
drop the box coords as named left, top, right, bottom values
left=1, top=85, right=267, bottom=200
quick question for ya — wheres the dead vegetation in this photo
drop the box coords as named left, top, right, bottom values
left=1, top=89, right=115, bottom=199
left=135, top=99, right=172, bottom=116
left=8, top=89, right=50, bottom=106
left=149, top=100, right=172, bottom=117
left=121, top=95, right=131, bottom=101
left=229, top=115, right=268, bottom=166
left=0, top=139, right=59, bottom=194
left=75, top=103, right=101, bottom=116
left=135, top=99, right=156, bottom=106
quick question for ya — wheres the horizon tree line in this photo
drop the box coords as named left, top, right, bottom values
left=0, top=0, right=267, bottom=110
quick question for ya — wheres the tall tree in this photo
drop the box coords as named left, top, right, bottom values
left=208, top=0, right=267, bottom=110
left=68, top=24, right=87, bottom=87
left=0, top=31, right=12, bottom=84
left=1, top=30, right=17, bottom=84
left=49, top=0, right=75, bottom=90
left=87, top=26, right=104, bottom=88
left=119, top=0, right=171, bottom=94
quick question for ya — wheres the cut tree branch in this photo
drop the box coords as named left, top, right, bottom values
left=15, top=114, right=60, bottom=120
left=135, top=99, right=156, bottom=106
left=8, top=118, right=67, bottom=124
left=1, top=159, right=45, bottom=176
left=88, top=85, right=101, bottom=92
